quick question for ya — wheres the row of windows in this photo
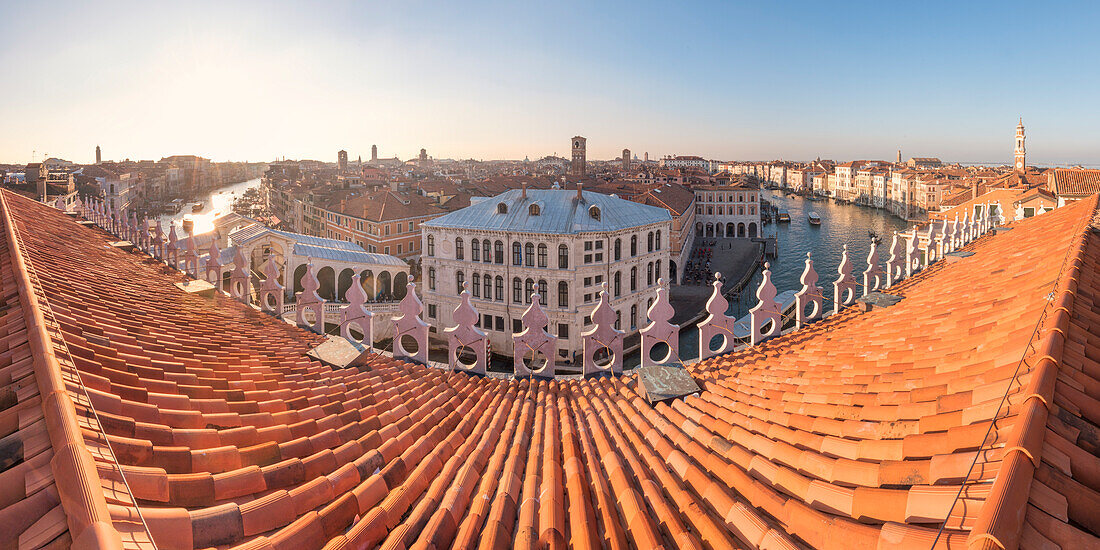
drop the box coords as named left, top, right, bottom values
left=695, top=192, right=757, bottom=203
left=426, top=231, right=665, bottom=266
left=697, top=205, right=756, bottom=216
left=424, top=261, right=664, bottom=307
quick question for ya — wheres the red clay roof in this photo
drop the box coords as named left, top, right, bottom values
left=2, top=188, right=1100, bottom=549
left=1051, top=168, right=1100, bottom=197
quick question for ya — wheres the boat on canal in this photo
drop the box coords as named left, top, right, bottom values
left=808, top=212, right=821, bottom=225
left=777, top=210, right=791, bottom=223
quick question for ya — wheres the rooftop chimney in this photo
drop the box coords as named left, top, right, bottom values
left=521, top=182, right=527, bottom=200
left=971, top=182, right=977, bottom=200
left=577, top=182, right=583, bottom=200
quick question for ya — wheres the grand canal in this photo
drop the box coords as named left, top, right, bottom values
left=672, top=192, right=911, bottom=362
left=157, top=177, right=262, bottom=234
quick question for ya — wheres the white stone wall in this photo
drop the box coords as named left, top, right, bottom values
left=420, top=223, right=672, bottom=363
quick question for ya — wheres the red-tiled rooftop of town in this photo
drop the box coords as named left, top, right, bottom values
left=2, top=187, right=1100, bottom=549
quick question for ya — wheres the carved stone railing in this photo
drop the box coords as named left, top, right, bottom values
left=75, top=197, right=997, bottom=379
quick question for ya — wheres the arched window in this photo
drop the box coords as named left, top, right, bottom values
left=471, top=238, right=480, bottom=261
left=614, top=271, right=621, bottom=297
left=525, top=242, right=534, bottom=267
left=738, top=206, right=744, bottom=215
left=589, top=205, right=601, bottom=220
left=537, top=244, right=547, bottom=267
left=513, top=277, right=522, bottom=303
left=630, top=304, right=638, bottom=329
left=718, top=206, right=724, bottom=215
left=494, top=240, right=504, bottom=264
left=655, top=260, right=661, bottom=284
left=655, top=230, right=662, bottom=250
left=497, top=202, right=508, bottom=214
left=512, top=242, right=522, bottom=265
left=647, top=262, right=653, bottom=286
left=455, top=237, right=464, bottom=260
left=428, top=267, right=436, bottom=290
left=525, top=278, right=534, bottom=303
left=472, top=273, right=481, bottom=297
left=529, top=203, right=540, bottom=216
left=494, top=276, right=503, bottom=301
left=615, top=310, right=622, bottom=330
left=538, top=280, right=547, bottom=305
left=483, top=273, right=491, bottom=299
left=426, top=234, right=435, bottom=256
left=648, top=232, right=654, bottom=253
left=558, top=281, right=568, bottom=308
left=483, top=240, right=491, bottom=263
left=456, top=270, right=465, bottom=294
left=558, top=244, right=568, bottom=269
left=614, top=238, right=622, bottom=261
left=630, top=266, right=637, bottom=291
left=630, top=235, right=637, bottom=256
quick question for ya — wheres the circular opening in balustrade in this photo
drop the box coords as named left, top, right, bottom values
left=804, top=300, right=819, bottom=320
left=593, top=346, right=614, bottom=368
left=302, top=308, right=317, bottom=325
left=648, top=341, right=672, bottom=364
left=842, top=288, right=854, bottom=304
left=759, top=319, right=775, bottom=336
left=399, top=334, right=420, bottom=356
left=708, top=334, right=726, bottom=353
left=346, top=321, right=365, bottom=342
left=455, top=345, right=478, bottom=367
left=523, top=349, right=549, bottom=372
left=265, top=293, right=278, bottom=309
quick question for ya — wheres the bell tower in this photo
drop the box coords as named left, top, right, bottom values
left=571, top=136, right=586, bottom=176
left=1014, top=118, right=1026, bottom=172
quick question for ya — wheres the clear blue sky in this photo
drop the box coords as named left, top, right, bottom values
left=2, top=0, right=1098, bottom=165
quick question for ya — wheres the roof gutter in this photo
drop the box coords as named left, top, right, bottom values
left=0, top=190, right=124, bottom=549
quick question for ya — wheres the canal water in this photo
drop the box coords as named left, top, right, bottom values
left=673, top=193, right=910, bottom=362
left=157, top=177, right=262, bottom=234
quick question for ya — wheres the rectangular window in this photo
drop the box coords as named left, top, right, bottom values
left=397, top=244, right=402, bottom=254
left=584, top=277, right=592, bottom=287
left=484, top=314, right=493, bottom=329
left=513, top=319, right=522, bottom=333
left=558, top=324, right=569, bottom=339
left=584, top=241, right=593, bottom=251
left=583, top=315, right=592, bottom=325
left=427, top=304, right=437, bottom=319
left=494, top=316, right=504, bottom=332
left=584, top=254, right=592, bottom=264
left=594, top=253, right=603, bottom=262
left=594, top=241, right=603, bottom=250
left=584, top=294, right=592, bottom=303
left=595, top=275, right=603, bottom=285
left=384, top=246, right=390, bottom=254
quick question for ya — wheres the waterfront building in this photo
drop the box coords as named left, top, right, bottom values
left=693, top=180, right=761, bottom=237
left=420, top=185, right=672, bottom=363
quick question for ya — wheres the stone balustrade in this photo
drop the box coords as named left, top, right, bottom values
left=77, top=199, right=998, bottom=378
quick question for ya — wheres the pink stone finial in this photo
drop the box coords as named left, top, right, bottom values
left=229, top=247, right=250, bottom=304
left=795, top=252, right=823, bottom=329
left=641, top=278, right=679, bottom=367
left=341, top=273, right=373, bottom=347
left=295, top=259, right=325, bottom=333
left=749, top=263, right=781, bottom=345
left=513, top=293, right=556, bottom=378
left=393, top=280, right=429, bottom=364
left=863, top=238, right=884, bottom=295
left=833, top=243, right=859, bottom=313
left=698, top=272, right=738, bottom=359
left=446, top=281, right=487, bottom=374
left=582, top=283, right=623, bottom=376
left=205, top=239, right=222, bottom=288
left=258, top=256, right=284, bottom=314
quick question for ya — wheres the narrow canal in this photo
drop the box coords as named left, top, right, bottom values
left=672, top=192, right=910, bottom=362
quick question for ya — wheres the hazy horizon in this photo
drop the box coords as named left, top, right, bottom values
left=3, top=1, right=1098, bottom=166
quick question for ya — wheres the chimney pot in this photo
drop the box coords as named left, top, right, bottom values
left=577, top=182, right=583, bottom=200
left=521, top=182, right=527, bottom=200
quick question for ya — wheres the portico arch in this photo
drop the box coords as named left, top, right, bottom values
left=337, top=268, right=354, bottom=301
left=317, top=266, right=336, bottom=301
left=393, top=272, right=408, bottom=299
left=360, top=270, right=374, bottom=297
left=378, top=271, right=392, bottom=299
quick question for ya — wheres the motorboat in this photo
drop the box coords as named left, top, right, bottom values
left=777, top=210, right=790, bottom=223
left=808, top=212, right=821, bottom=225
left=192, top=202, right=204, bottom=213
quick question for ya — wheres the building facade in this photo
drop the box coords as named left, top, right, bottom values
left=420, top=187, right=672, bottom=364
left=692, top=183, right=762, bottom=238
